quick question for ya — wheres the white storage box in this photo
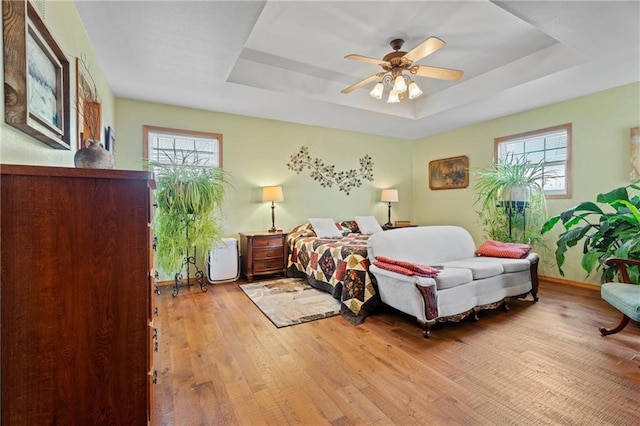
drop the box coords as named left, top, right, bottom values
left=207, top=238, right=239, bottom=283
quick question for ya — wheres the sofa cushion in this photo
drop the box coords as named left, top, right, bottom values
left=434, top=268, right=474, bottom=290
left=440, top=259, right=504, bottom=279
left=468, top=256, right=531, bottom=273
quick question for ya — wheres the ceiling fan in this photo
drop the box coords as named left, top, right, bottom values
left=341, top=36, right=463, bottom=102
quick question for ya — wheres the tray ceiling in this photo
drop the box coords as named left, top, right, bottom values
left=74, top=1, right=640, bottom=140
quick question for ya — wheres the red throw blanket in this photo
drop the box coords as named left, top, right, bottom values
left=475, top=240, right=531, bottom=259
left=374, top=256, right=439, bottom=277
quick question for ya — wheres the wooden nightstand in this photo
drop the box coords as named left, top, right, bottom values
left=382, top=224, right=418, bottom=230
left=239, top=231, right=288, bottom=281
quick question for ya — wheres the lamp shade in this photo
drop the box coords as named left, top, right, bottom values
left=393, top=75, right=407, bottom=93
left=387, top=90, right=400, bottom=104
left=262, top=186, right=284, bottom=202
left=369, top=82, right=384, bottom=99
left=381, top=189, right=399, bottom=203
left=408, top=81, right=423, bottom=99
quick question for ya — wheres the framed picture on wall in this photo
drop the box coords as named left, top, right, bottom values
left=104, top=126, right=116, bottom=154
left=2, top=0, right=71, bottom=149
left=428, top=155, right=469, bottom=190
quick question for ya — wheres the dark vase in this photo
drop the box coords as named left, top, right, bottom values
left=74, top=140, right=115, bottom=169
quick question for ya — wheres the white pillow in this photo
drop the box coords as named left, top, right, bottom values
left=354, top=216, right=384, bottom=234
left=308, top=218, right=342, bottom=238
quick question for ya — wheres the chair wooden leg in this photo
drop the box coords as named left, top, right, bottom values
left=599, top=314, right=630, bottom=336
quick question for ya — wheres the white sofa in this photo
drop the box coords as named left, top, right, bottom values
left=367, top=225, right=539, bottom=337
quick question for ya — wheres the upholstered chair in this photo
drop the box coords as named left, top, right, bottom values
left=599, top=258, right=640, bottom=336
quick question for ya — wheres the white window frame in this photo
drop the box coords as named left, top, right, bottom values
left=494, top=123, right=572, bottom=199
left=143, top=125, right=223, bottom=172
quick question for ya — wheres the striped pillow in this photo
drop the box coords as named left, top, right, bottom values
left=374, top=260, right=415, bottom=276
left=475, top=240, right=531, bottom=259
left=374, top=256, right=439, bottom=277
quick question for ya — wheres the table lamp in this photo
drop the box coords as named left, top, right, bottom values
left=262, top=186, right=284, bottom=232
left=381, top=189, right=398, bottom=227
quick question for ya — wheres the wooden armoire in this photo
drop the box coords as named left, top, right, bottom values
left=1, top=164, right=156, bottom=425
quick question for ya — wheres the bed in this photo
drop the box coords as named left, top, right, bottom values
left=286, top=221, right=380, bottom=324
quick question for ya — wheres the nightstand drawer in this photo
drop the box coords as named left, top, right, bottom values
left=253, top=247, right=284, bottom=260
left=253, top=236, right=284, bottom=248
left=253, top=259, right=285, bottom=272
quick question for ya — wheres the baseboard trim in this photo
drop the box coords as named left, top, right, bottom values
left=540, top=274, right=600, bottom=291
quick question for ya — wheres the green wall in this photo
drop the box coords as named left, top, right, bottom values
left=413, top=82, right=640, bottom=284
left=115, top=99, right=414, bottom=237
left=0, top=1, right=114, bottom=167
left=2, top=1, right=639, bottom=286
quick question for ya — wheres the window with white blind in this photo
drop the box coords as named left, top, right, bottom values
left=143, top=125, right=222, bottom=171
left=495, top=123, right=571, bottom=198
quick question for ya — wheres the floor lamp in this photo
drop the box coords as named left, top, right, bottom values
left=262, top=186, right=284, bottom=232
left=381, top=189, right=398, bottom=227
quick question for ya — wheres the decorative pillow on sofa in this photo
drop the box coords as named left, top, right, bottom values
left=475, top=240, right=531, bottom=259
left=354, top=216, right=384, bottom=234
left=308, top=218, right=343, bottom=238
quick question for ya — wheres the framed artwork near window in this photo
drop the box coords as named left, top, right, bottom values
left=428, top=155, right=469, bottom=190
left=2, top=0, right=71, bottom=150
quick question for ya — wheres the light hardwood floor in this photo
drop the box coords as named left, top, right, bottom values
left=153, top=279, right=640, bottom=425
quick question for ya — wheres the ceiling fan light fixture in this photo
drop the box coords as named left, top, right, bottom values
left=370, top=82, right=384, bottom=99
left=387, top=90, right=400, bottom=103
left=393, top=75, right=407, bottom=93
left=408, top=81, right=423, bottom=99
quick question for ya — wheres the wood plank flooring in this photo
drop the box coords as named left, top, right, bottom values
left=153, top=279, right=640, bottom=425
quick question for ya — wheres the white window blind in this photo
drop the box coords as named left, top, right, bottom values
left=496, top=124, right=571, bottom=198
left=146, top=128, right=221, bottom=171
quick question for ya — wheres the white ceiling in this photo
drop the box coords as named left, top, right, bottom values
left=74, top=0, right=640, bottom=140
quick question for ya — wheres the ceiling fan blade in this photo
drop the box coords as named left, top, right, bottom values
left=402, top=36, right=446, bottom=63
left=344, top=54, right=390, bottom=67
left=341, top=73, right=386, bottom=94
left=411, top=65, right=463, bottom=81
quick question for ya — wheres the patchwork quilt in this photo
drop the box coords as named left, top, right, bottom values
left=286, top=223, right=379, bottom=324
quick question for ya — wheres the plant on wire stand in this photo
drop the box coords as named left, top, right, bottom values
left=150, top=151, right=230, bottom=296
left=472, top=153, right=548, bottom=247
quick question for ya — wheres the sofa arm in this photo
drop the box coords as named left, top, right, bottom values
left=415, top=281, right=438, bottom=320
left=369, top=265, right=438, bottom=322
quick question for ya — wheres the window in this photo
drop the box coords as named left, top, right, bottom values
left=495, top=123, right=571, bottom=198
left=143, top=125, right=222, bottom=171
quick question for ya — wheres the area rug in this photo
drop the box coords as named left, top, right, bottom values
left=239, top=278, right=341, bottom=328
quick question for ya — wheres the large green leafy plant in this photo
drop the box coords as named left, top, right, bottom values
left=541, top=183, right=640, bottom=283
left=473, top=154, right=548, bottom=246
left=151, top=154, right=230, bottom=275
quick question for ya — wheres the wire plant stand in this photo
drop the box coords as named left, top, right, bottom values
left=172, top=218, right=208, bottom=297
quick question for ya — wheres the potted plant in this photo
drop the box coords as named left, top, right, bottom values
left=150, top=153, right=230, bottom=277
left=473, top=154, right=548, bottom=246
left=541, top=183, right=640, bottom=283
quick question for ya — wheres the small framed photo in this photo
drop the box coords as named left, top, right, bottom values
left=104, top=126, right=116, bottom=153
left=2, top=0, right=71, bottom=149
left=428, top=155, right=469, bottom=190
